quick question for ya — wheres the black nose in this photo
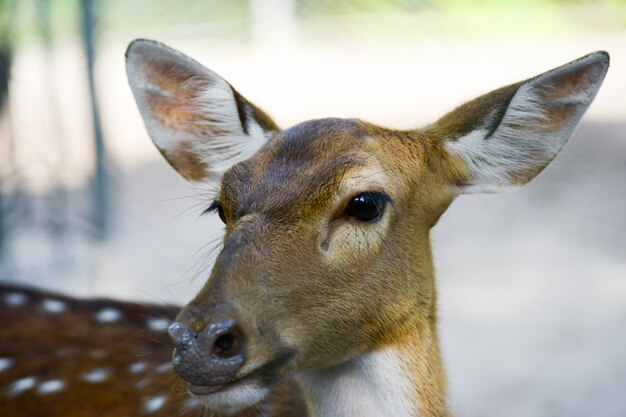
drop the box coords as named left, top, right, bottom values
left=168, top=318, right=245, bottom=389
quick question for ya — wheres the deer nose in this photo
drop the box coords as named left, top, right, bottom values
left=168, top=318, right=245, bottom=391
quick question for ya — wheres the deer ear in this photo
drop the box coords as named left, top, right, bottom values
left=436, top=51, right=609, bottom=193
left=125, top=39, right=279, bottom=182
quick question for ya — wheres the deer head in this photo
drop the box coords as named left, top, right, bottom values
left=126, top=40, right=608, bottom=417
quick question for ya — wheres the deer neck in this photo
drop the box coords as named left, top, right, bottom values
left=295, top=329, right=448, bottom=417
left=295, top=256, right=449, bottom=417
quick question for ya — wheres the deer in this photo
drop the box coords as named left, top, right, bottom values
left=0, top=284, right=305, bottom=416
left=0, top=40, right=608, bottom=417
left=123, top=40, right=609, bottom=417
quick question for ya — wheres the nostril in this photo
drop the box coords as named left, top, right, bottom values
left=170, top=317, right=246, bottom=387
left=212, top=331, right=241, bottom=358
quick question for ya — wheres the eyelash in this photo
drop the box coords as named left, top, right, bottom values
left=202, top=201, right=221, bottom=216
left=203, top=201, right=227, bottom=224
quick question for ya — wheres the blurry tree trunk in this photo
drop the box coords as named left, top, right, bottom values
left=36, top=0, right=69, bottom=238
left=80, top=0, right=109, bottom=240
left=0, top=0, right=15, bottom=264
left=0, top=1, right=11, bottom=110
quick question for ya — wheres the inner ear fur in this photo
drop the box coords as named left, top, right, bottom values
left=126, top=39, right=279, bottom=182
left=430, top=51, right=609, bottom=194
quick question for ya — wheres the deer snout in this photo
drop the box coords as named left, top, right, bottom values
left=168, top=318, right=245, bottom=394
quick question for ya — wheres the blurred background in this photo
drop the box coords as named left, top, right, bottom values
left=0, top=0, right=625, bottom=415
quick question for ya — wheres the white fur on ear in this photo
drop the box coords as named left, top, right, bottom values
left=126, top=39, right=277, bottom=181
left=446, top=82, right=552, bottom=193
left=192, top=79, right=272, bottom=174
left=445, top=51, right=609, bottom=194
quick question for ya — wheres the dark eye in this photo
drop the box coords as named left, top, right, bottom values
left=345, top=192, right=389, bottom=222
left=204, top=201, right=226, bottom=224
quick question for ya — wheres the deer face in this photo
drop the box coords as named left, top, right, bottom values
left=126, top=40, right=608, bottom=414
left=159, top=116, right=450, bottom=413
left=191, top=117, right=446, bottom=365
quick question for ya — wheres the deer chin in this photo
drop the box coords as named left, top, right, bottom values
left=182, top=348, right=296, bottom=414
left=188, top=381, right=270, bottom=415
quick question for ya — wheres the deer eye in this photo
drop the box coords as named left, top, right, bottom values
left=345, top=192, right=390, bottom=222
left=204, top=201, right=226, bottom=224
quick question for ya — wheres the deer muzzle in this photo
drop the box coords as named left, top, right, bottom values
left=168, top=318, right=245, bottom=394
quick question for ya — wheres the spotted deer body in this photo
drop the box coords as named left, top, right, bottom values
left=0, top=285, right=306, bottom=416
left=0, top=40, right=609, bottom=417
left=0, top=284, right=181, bottom=416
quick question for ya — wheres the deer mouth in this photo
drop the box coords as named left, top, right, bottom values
left=188, top=383, right=227, bottom=395
left=186, top=372, right=253, bottom=396
left=187, top=349, right=296, bottom=399
left=183, top=368, right=281, bottom=415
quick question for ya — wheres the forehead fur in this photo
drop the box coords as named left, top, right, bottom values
left=220, top=118, right=374, bottom=219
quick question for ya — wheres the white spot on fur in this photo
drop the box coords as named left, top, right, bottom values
left=4, top=292, right=26, bottom=306
left=130, top=362, right=148, bottom=373
left=184, top=397, right=201, bottom=411
left=144, top=395, right=167, bottom=413
left=42, top=299, right=67, bottom=313
left=297, top=349, right=416, bottom=417
left=136, top=379, right=151, bottom=390
left=81, top=368, right=109, bottom=383
left=38, top=380, right=65, bottom=394
left=155, top=362, right=172, bottom=373
left=147, top=318, right=170, bottom=331
left=96, top=307, right=122, bottom=323
left=7, top=376, right=37, bottom=397
left=90, top=349, right=107, bottom=358
left=0, top=358, right=13, bottom=373
left=55, top=348, right=77, bottom=358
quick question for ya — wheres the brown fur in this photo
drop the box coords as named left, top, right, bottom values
left=0, top=284, right=307, bottom=417
left=158, top=142, right=210, bottom=182
left=179, top=118, right=456, bottom=415
left=1, top=44, right=607, bottom=417
left=156, top=50, right=606, bottom=417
